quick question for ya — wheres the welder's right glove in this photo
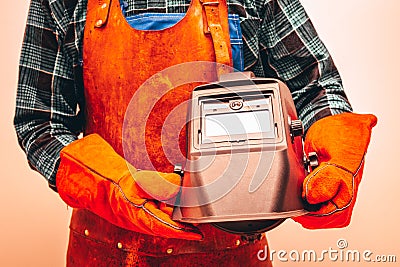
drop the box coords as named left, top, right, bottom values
left=56, top=134, right=202, bottom=240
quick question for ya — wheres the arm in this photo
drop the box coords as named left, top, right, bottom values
left=14, top=0, right=201, bottom=239
left=14, top=0, right=82, bottom=189
left=245, top=0, right=376, bottom=228
left=243, top=0, right=353, bottom=131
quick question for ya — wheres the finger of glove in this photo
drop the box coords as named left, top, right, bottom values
left=158, top=203, right=198, bottom=225
left=292, top=206, right=352, bottom=229
left=303, top=164, right=348, bottom=204
left=306, top=201, right=339, bottom=216
left=139, top=201, right=203, bottom=241
left=159, top=202, right=174, bottom=217
left=132, top=171, right=181, bottom=201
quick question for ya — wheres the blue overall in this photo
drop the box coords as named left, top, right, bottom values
left=120, top=3, right=244, bottom=71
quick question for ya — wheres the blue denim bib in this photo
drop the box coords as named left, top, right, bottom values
left=121, top=10, right=244, bottom=71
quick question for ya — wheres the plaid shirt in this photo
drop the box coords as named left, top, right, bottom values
left=14, top=0, right=352, bottom=187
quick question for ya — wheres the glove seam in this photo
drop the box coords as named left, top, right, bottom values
left=305, top=156, right=365, bottom=217
left=111, top=180, right=187, bottom=232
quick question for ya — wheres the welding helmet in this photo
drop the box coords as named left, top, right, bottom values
left=172, top=72, right=317, bottom=236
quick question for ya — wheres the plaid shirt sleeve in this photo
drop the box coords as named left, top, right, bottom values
left=14, top=0, right=84, bottom=188
left=239, top=0, right=353, bottom=131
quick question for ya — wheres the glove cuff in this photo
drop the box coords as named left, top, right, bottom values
left=304, top=112, right=377, bottom=173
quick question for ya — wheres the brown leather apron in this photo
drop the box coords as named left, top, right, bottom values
left=67, top=0, right=271, bottom=265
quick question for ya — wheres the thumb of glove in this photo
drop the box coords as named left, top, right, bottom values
left=303, top=162, right=353, bottom=209
left=132, top=170, right=181, bottom=201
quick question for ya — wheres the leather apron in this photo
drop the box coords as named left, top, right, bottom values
left=66, top=0, right=272, bottom=266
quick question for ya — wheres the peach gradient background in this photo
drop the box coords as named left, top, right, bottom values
left=1, top=0, right=399, bottom=266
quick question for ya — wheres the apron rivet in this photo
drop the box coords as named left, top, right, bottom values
left=84, top=229, right=90, bottom=236
left=235, top=239, right=241, bottom=246
left=101, top=3, right=107, bottom=9
left=166, top=248, right=173, bottom=254
left=95, top=20, right=103, bottom=27
left=117, top=242, right=123, bottom=249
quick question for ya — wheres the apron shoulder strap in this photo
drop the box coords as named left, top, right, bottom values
left=201, top=0, right=232, bottom=75
left=93, top=0, right=112, bottom=28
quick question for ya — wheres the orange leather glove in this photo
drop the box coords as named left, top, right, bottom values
left=293, top=112, right=377, bottom=229
left=56, top=134, right=202, bottom=240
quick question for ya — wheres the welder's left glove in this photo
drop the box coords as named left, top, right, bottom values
left=293, top=112, right=377, bottom=229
